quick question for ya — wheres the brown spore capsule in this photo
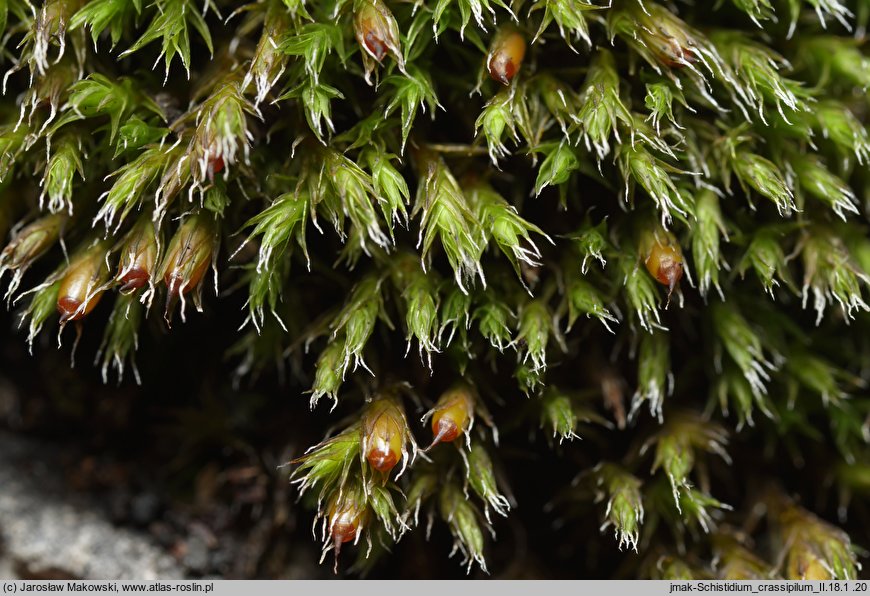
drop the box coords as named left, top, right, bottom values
left=56, top=241, right=111, bottom=323
left=118, top=267, right=150, bottom=292
left=651, top=35, right=696, bottom=69
left=325, top=489, right=368, bottom=573
left=208, top=155, right=224, bottom=179
left=164, top=259, right=210, bottom=320
left=161, top=220, right=214, bottom=293
left=487, top=28, right=526, bottom=86
left=362, top=398, right=407, bottom=474
left=639, top=226, right=685, bottom=300
left=330, top=511, right=362, bottom=545
left=432, top=415, right=460, bottom=443
left=427, top=385, right=474, bottom=449
left=164, top=258, right=210, bottom=298
left=362, top=29, right=387, bottom=61
left=117, top=217, right=158, bottom=293
left=367, top=442, right=398, bottom=472
left=57, top=296, right=88, bottom=322
left=635, top=8, right=699, bottom=70
left=645, top=242, right=683, bottom=292
left=160, top=214, right=216, bottom=323
left=353, top=0, right=402, bottom=83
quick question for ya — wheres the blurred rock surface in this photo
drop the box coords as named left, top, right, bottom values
left=0, top=430, right=185, bottom=580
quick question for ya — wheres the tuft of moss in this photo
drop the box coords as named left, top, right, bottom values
left=0, top=0, right=868, bottom=578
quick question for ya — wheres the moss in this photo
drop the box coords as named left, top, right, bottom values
left=0, top=0, right=867, bottom=578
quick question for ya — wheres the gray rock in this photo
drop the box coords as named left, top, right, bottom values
left=0, top=431, right=186, bottom=580
left=182, top=536, right=210, bottom=574
left=129, top=493, right=162, bottom=527
left=0, top=551, right=17, bottom=579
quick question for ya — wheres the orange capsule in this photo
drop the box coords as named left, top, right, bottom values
left=353, top=0, right=403, bottom=84
left=116, top=217, right=158, bottom=293
left=57, top=240, right=111, bottom=323
left=428, top=384, right=475, bottom=448
left=635, top=9, right=697, bottom=69
left=361, top=397, right=408, bottom=474
left=643, top=32, right=696, bottom=69
left=325, top=487, right=368, bottom=572
left=209, top=155, right=224, bottom=179
left=328, top=494, right=367, bottom=544
left=160, top=214, right=216, bottom=321
left=642, top=230, right=684, bottom=296
left=354, top=0, right=390, bottom=61
left=487, top=27, right=526, bottom=86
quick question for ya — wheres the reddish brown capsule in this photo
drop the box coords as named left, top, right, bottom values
left=353, top=0, right=403, bottom=84
left=116, top=216, right=158, bottom=293
left=487, top=27, right=526, bottom=86
left=328, top=496, right=366, bottom=544
left=428, top=384, right=475, bottom=449
left=57, top=240, right=111, bottom=323
left=634, top=6, right=698, bottom=69
left=159, top=214, right=216, bottom=322
left=645, top=32, right=696, bottom=69
left=358, top=23, right=386, bottom=61
left=642, top=230, right=684, bottom=296
left=197, top=143, right=226, bottom=183
left=325, top=487, right=368, bottom=572
left=361, top=397, right=408, bottom=474
left=208, top=155, right=224, bottom=179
